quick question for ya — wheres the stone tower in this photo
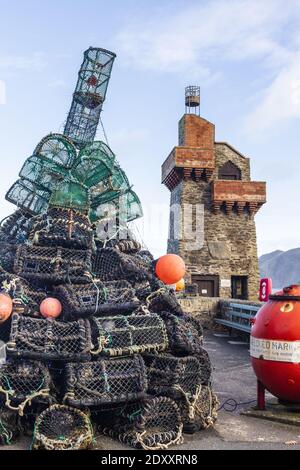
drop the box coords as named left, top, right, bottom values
left=162, top=87, right=266, bottom=301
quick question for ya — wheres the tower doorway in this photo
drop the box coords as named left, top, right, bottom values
left=191, top=275, right=219, bottom=297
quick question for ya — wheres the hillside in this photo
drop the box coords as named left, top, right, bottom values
left=259, top=248, right=300, bottom=289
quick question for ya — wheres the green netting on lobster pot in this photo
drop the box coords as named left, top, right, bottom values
left=34, top=133, right=77, bottom=169
left=121, top=189, right=143, bottom=222
left=71, top=141, right=115, bottom=188
left=90, top=164, right=130, bottom=207
left=19, top=155, right=69, bottom=192
left=5, top=178, right=50, bottom=215
left=49, top=180, right=90, bottom=213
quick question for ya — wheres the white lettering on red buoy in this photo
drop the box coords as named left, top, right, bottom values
left=250, top=337, right=300, bottom=363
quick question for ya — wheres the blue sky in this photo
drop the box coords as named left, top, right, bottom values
left=0, top=0, right=300, bottom=257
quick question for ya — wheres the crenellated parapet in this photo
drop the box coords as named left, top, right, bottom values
left=212, top=181, right=266, bottom=216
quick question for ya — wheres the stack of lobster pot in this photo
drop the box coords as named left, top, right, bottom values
left=0, top=201, right=218, bottom=450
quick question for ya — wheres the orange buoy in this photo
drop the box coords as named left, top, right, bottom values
left=155, top=254, right=186, bottom=285
left=175, top=278, right=185, bottom=292
left=0, top=293, right=13, bottom=324
left=40, top=298, right=62, bottom=319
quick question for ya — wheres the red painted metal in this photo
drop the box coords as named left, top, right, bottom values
left=257, top=380, right=266, bottom=410
left=259, top=278, right=272, bottom=302
left=251, top=285, right=300, bottom=403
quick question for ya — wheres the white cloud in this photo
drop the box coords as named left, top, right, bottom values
left=115, top=0, right=300, bottom=130
left=244, top=51, right=300, bottom=132
left=0, top=52, right=47, bottom=70
left=115, top=0, right=295, bottom=76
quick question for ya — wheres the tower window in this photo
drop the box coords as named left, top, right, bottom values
left=219, top=161, right=241, bottom=180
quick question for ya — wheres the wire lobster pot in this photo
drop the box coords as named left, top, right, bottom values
left=0, top=271, right=47, bottom=318
left=5, top=178, right=50, bottom=215
left=54, top=280, right=139, bottom=321
left=19, top=155, right=69, bottom=192
left=178, top=385, right=219, bottom=433
left=146, top=287, right=183, bottom=314
left=34, top=133, right=77, bottom=169
left=99, top=396, right=183, bottom=450
left=7, top=314, right=92, bottom=362
left=13, top=245, right=92, bottom=284
left=64, top=355, right=147, bottom=407
left=71, top=141, right=115, bottom=189
left=29, top=207, right=94, bottom=250
left=0, top=409, right=20, bottom=445
left=159, top=311, right=204, bottom=355
left=0, top=243, right=17, bottom=273
left=92, top=247, right=153, bottom=283
left=32, top=405, right=94, bottom=450
left=144, top=353, right=209, bottom=401
left=0, top=210, right=32, bottom=244
left=90, top=314, right=168, bottom=357
left=0, top=359, right=53, bottom=416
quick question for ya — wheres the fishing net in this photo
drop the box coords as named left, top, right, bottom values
left=5, top=178, right=50, bottom=215
left=0, top=409, right=20, bottom=445
left=28, top=207, right=94, bottom=250
left=92, top=247, right=153, bottom=282
left=32, top=405, right=94, bottom=450
left=0, top=272, right=47, bottom=318
left=144, top=353, right=206, bottom=400
left=0, top=210, right=32, bottom=244
left=178, top=385, right=219, bottom=433
left=71, top=141, right=115, bottom=188
left=158, top=311, right=204, bottom=355
left=64, top=48, right=116, bottom=148
left=19, top=155, right=69, bottom=192
left=0, top=242, right=16, bottom=273
left=90, top=314, right=168, bottom=357
left=99, top=396, right=183, bottom=450
left=54, top=280, right=139, bottom=321
left=0, top=359, right=53, bottom=416
left=49, top=180, right=90, bottom=214
left=146, top=287, right=183, bottom=314
left=34, top=134, right=77, bottom=169
left=7, top=314, right=92, bottom=361
left=91, top=164, right=130, bottom=207
left=104, top=239, right=142, bottom=254
left=13, top=245, right=92, bottom=284
left=64, top=355, right=147, bottom=407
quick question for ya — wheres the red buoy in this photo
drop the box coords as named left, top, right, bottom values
left=155, top=254, right=186, bottom=285
left=251, top=285, right=300, bottom=402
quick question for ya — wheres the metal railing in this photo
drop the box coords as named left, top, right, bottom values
left=215, top=302, right=260, bottom=335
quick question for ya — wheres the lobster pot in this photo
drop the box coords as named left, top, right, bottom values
left=0, top=409, right=20, bottom=445
left=144, top=352, right=211, bottom=399
left=54, top=280, right=139, bottom=321
left=178, top=385, right=219, bottom=433
left=0, top=243, right=16, bottom=273
left=90, top=314, right=168, bottom=357
left=159, top=311, right=203, bottom=355
left=32, top=405, right=94, bottom=450
left=92, top=247, right=153, bottom=283
left=64, top=356, right=147, bottom=407
left=7, top=314, right=91, bottom=361
left=13, top=245, right=92, bottom=284
left=100, top=397, right=183, bottom=450
left=106, top=239, right=142, bottom=254
left=147, top=288, right=183, bottom=314
left=0, top=272, right=47, bottom=318
left=29, top=207, right=94, bottom=250
left=0, top=359, right=53, bottom=415
left=0, top=210, right=32, bottom=244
